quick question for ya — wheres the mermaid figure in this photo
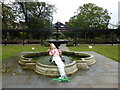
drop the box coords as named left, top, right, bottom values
left=49, top=43, right=67, bottom=78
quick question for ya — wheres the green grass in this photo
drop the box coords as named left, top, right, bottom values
left=2, top=45, right=119, bottom=62
left=68, top=45, right=119, bottom=62
left=2, top=45, right=49, bottom=60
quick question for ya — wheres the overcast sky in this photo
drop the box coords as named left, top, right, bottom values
left=38, top=0, right=120, bottom=25
left=3, top=0, right=120, bottom=26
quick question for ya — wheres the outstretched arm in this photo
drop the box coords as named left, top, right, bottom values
left=49, top=50, right=55, bottom=56
left=58, top=49, right=62, bottom=56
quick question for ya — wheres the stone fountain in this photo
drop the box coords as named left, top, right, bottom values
left=18, top=22, right=96, bottom=77
left=18, top=51, right=95, bottom=76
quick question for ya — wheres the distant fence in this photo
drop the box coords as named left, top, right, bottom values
left=1, top=28, right=120, bottom=46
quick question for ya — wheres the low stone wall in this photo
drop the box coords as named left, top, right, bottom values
left=76, top=60, right=89, bottom=70
left=81, top=54, right=96, bottom=65
left=18, top=52, right=48, bottom=69
left=34, top=61, right=78, bottom=76
left=18, top=51, right=96, bottom=76
left=18, top=56, right=33, bottom=69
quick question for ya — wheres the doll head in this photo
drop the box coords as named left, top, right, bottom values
left=50, top=43, right=56, bottom=49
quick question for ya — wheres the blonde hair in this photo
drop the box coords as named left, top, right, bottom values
left=50, top=43, right=56, bottom=49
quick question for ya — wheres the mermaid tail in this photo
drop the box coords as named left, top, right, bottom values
left=52, top=76, right=70, bottom=82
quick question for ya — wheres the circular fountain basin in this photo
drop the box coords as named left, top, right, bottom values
left=18, top=51, right=95, bottom=76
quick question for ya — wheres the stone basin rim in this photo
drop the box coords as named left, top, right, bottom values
left=20, top=51, right=93, bottom=61
left=36, top=60, right=77, bottom=68
left=18, top=51, right=95, bottom=76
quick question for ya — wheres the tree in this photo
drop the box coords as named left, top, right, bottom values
left=69, top=3, right=111, bottom=29
left=2, top=1, right=56, bottom=43
left=118, top=25, right=120, bottom=29
left=2, top=3, right=17, bottom=29
left=14, top=1, right=56, bottom=29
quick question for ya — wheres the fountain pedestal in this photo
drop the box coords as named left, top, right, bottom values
left=46, top=22, right=68, bottom=48
left=46, top=39, right=68, bottom=48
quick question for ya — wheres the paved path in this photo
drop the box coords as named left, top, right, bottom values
left=2, top=45, right=119, bottom=88
left=59, top=44, right=70, bottom=51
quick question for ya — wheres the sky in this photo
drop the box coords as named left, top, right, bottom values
left=37, top=0, right=120, bottom=26
left=3, top=0, right=120, bottom=27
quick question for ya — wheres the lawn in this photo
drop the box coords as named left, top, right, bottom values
left=2, top=45, right=119, bottom=62
left=2, top=45, right=49, bottom=60
left=68, top=45, right=119, bottom=62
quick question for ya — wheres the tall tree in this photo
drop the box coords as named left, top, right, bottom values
left=69, top=3, right=111, bottom=29
left=118, top=25, right=120, bottom=29
left=2, top=3, right=17, bottom=29
left=14, top=1, right=56, bottom=29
